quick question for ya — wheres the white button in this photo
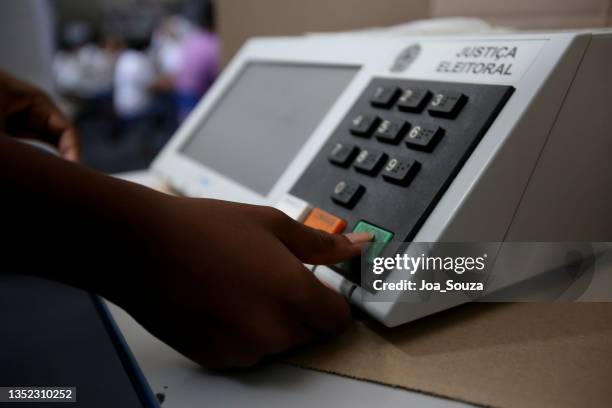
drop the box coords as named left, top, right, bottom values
left=274, top=194, right=312, bottom=222
left=313, top=266, right=355, bottom=297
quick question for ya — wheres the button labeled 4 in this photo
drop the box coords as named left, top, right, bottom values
left=350, top=113, right=380, bottom=137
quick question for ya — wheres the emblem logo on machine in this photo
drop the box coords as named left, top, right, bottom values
left=390, top=43, right=421, bottom=73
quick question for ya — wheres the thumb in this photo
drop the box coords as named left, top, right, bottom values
left=275, top=216, right=372, bottom=265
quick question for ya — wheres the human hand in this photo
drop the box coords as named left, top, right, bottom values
left=0, top=70, right=80, bottom=161
left=117, top=197, right=371, bottom=369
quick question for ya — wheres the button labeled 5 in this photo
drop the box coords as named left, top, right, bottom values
left=375, top=119, right=409, bottom=144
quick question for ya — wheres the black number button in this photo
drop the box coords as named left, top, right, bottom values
left=397, top=88, right=431, bottom=113
left=382, top=156, right=420, bottom=186
left=370, top=86, right=401, bottom=109
left=405, top=124, right=444, bottom=151
left=329, top=143, right=358, bottom=167
left=427, top=91, right=467, bottom=118
left=374, top=119, right=409, bottom=144
left=350, top=113, right=380, bottom=137
left=353, top=149, right=388, bottom=176
left=331, top=180, right=365, bottom=208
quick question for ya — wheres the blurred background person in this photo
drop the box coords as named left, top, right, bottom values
left=148, top=13, right=192, bottom=147
left=113, top=27, right=155, bottom=125
left=176, top=0, right=219, bottom=120
left=54, top=22, right=116, bottom=102
left=2, top=0, right=219, bottom=174
left=151, top=13, right=191, bottom=81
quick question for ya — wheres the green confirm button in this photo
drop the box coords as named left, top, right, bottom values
left=353, top=221, right=394, bottom=263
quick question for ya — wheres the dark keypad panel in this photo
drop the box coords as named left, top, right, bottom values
left=291, top=78, right=513, bottom=283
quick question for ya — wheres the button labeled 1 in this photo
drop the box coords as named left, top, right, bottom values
left=370, top=86, right=400, bottom=108
left=382, top=156, right=419, bottom=185
left=331, top=180, right=365, bottom=208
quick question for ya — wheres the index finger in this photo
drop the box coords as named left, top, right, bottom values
left=28, top=94, right=81, bottom=161
left=50, top=113, right=80, bottom=162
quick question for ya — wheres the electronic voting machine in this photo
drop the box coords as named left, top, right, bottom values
left=151, top=31, right=612, bottom=326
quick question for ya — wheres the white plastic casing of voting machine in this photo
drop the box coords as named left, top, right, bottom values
left=152, top=31, right=612, bottom=327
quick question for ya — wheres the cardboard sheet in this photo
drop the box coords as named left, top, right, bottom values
left=289, top=303, right=612, bottom=407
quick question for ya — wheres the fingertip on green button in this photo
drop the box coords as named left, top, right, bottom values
left=352, top=221, right=394, bottom=262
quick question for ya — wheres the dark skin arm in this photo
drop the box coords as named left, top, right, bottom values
left=0, top=73, right=371, bottom=369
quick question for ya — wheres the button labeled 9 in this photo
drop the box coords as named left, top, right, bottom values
left=382, top=156, right=420, bottom=185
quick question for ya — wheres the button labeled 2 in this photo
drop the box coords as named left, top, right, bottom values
left=397, top=88, right=431, bottom=113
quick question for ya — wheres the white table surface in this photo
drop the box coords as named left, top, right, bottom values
left=109, top=303, right=470, bottom=408
left=110, top=170, right=471, bottom=408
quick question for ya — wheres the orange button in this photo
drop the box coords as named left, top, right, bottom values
left=303, top=208, right=347, bottom=234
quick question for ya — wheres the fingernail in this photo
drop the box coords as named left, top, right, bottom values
left=345, top=232, right=374, bottom=244
left=64, top=148, right=79, bottom=162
